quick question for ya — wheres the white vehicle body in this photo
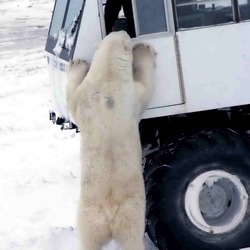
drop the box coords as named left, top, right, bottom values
left=45, top=0, right=250, bottom=123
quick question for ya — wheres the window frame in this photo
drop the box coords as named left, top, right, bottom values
left=45, top=0, right=85, bottom=61
left=173, top=0, right=235, bottom=30
left=171, top=0, right=250, bottom=31
left=131, top=0, right=175, bottom=37
left=97, top=0, right=107, bottom=37
left=238, top=0, right=250, bottom=21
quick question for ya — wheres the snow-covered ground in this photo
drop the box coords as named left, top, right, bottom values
left=0, top=1, right=156, bottom=249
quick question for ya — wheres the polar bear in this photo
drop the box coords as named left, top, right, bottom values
left=66, top=31, right=156, bottom=250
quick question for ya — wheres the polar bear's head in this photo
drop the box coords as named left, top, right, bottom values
left=99, top=31, right=132, bottom=53
left=89, top=31, right=133, bottom=80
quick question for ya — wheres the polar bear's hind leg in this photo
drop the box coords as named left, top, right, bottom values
left=77, top=205, right=111, bottom=250
left=112, top=196, right=145, bottom=250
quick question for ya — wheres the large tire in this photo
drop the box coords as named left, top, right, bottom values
left=144, top=129, right=250, bottom=250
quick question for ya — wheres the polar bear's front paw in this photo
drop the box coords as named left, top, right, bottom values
left=132, top=43, right=156, bottom=66
left=68, top=59, right=89, bottom=75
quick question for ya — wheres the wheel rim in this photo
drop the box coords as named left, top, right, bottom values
left=185, top=170, right=248, bottom=234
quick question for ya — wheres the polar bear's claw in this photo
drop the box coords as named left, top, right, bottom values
left=68, top=59, right=89, bottom=72
left=132, top=43, right=156, bottom=68
left=133, top=43, right=157, bottom=58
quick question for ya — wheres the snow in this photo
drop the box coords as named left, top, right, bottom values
left=0, top=1, right=157, bottom=249
left=65, top=12, right=81, bottom=53
left=53, top=30, right=65, bottom=56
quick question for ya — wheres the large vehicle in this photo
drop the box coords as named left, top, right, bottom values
left=45, top=1, right=250, bottom=249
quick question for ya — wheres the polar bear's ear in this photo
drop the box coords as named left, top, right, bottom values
left=123, top=40, right=132, bottom=52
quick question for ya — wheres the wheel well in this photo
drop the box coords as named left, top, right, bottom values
left=139, top=104, right=250, bottom=150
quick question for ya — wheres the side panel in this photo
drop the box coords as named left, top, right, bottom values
left=46, top=54, right=69, bottom=120
left=178, top=22, right=250, bottom=113
left=130, top=0, right=184, bottom=113
left=46, top=0, right=102, bottom=122
left=134, top=35, right=184, bottom=110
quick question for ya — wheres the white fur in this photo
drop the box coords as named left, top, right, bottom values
left=67, top=31, right=156, bottom=250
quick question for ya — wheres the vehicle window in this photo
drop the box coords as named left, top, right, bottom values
left=46, top=0, right=85, bottom=61
left=64, top=0, right=84, bottom=32
left=135, top=0, right=168, bottom=35
left=174, top=0, right=234, bottom=30
left=239, top=0, right=250, bottom=21
left=49, top=0, right=68, bottom=38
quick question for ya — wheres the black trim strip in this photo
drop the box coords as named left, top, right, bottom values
left=233, top=0, right=240, bottom=22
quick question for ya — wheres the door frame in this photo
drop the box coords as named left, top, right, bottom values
left=96, top=0, right=185, bottom=107
left=131, top=0, right=185, bottom=105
